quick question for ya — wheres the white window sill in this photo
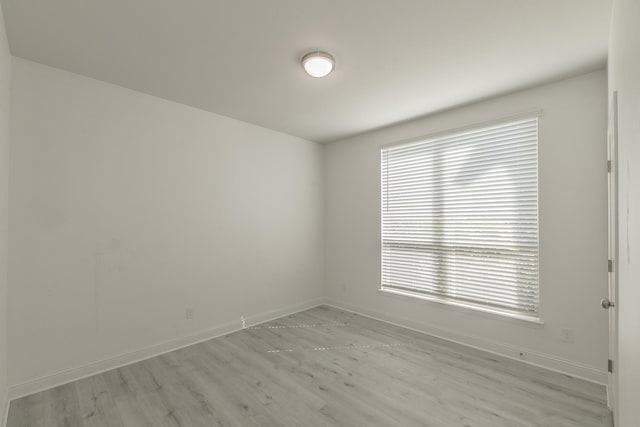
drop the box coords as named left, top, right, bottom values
left=379, top=287, right=545, bottom=326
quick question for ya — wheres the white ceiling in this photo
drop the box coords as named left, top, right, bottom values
left=1, top=0, right=611, bottom=143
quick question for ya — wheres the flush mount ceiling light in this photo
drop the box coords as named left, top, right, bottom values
left=301, top=51, right=335, bottom=78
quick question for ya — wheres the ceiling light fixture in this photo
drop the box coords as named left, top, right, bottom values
left=302, top=51, right=335, bottom=78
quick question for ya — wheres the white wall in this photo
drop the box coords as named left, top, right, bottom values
left=609, top=0, right=640, bottom=424
left=0, top=0, right=10, bottom=418
left=8, top=58, right=324, bottom=393
left=325, top=70, right=609, bottom=382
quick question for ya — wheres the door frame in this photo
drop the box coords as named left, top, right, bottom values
left=606, top=90, right=619, bottom=419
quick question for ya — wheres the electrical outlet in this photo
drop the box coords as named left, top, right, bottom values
left=560, top=328, right=574, bottom=344
left=186, top=308, right=194, bottom=320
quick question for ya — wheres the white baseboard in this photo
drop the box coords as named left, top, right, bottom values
left=325, top=299, right=607, bottom=386
left=7, top=297, right=324, bottom=401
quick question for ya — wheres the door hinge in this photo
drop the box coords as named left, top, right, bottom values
left=608, top=259, right=613, bottom=273
left=608, top=359, right=613, bottom=373
left=607, top=160, right=612, bottom=173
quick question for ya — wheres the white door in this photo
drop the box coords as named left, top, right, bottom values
left=605, top=91, right=619, bottom=419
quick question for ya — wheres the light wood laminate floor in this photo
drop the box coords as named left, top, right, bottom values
left=7, top=306, right=612, bottom=427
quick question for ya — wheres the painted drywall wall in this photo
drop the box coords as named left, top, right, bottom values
left=8, top=58, right=324, bottom=391
left=325, top=70, right=609, bottom=381
left=609, top=0, right=640, bottom=424
left=0, top=0, right=10, bottom=417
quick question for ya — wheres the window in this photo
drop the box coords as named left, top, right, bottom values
left=381, top=117, right=539, bottom=320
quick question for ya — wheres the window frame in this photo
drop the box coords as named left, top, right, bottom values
left=379, top=112, right=543, bottom=324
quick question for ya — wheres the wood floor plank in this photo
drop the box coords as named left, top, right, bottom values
left=74, top=374, right=125, bottom=427
left=7, top=306, right=612, bottom=427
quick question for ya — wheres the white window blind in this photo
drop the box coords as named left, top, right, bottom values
left=381, top=117, right=539, bottom=317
